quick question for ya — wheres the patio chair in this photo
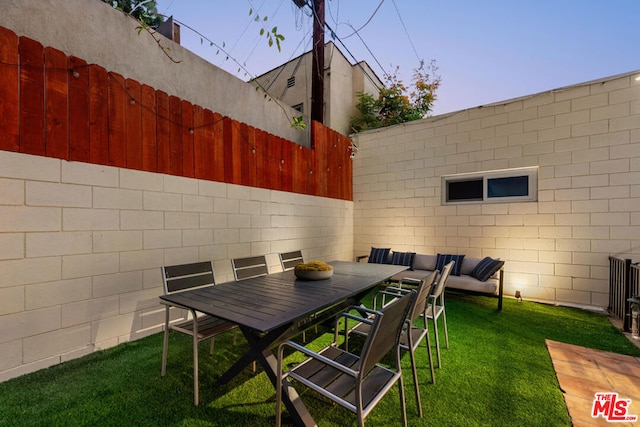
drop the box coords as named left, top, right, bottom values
left=424, top=260, right=454, bottom=368
left=278, top=250, right=304, bottom=271
left=231, top=255, right=269, bottom=281
left=343, top=271, right=438, bottom=417
left=276, top=290, right=417, bottom=427
left=160, top=261, right=238, bottom=406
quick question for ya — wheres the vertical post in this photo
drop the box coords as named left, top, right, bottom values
left=311, top=0, right=324, bottom=129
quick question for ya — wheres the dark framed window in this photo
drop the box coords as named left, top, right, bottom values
left=442, top=167, right=537, bottom=204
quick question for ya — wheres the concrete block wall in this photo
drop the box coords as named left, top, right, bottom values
left=352, top=71, right=640, bottom=308
left=0, top=151, right=353, bottom=381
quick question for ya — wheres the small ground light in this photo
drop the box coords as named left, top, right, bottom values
left=515, top=290, right=522, bottom=302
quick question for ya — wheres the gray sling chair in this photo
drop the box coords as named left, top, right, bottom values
left=160, top=261, right=238, bottom=406
left=231, top=255, right=270, bottom=372
left=424, top=260, right=454, bottom=368
left=343, top=271, right=438, bottom=417
left=276, top=290, right=417, bottom=427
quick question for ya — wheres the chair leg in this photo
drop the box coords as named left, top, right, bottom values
left=424, top=324, right=436, bottom=384
left=432, top=315, right=442, bottom=368
left=192, top=317, right=200, bottom=406
left=408, top=346, right=423, bottom=417
left=161, top=306, right=170, bottom=376
left=442, top=309, right=449, bottom=349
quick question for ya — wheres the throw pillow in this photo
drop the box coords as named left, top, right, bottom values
left=436, top=253, right=465, bottom=276
left=368, top=247, right=391, bottom=264
left=391, top=251, right=416, bottom=267
left=470, top=257, right=504, bottom=282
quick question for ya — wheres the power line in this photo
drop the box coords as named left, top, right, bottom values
left=391, top=0, right=421, bottom=62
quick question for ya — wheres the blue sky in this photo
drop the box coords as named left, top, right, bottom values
left=155, top=0, right=640, bottom=116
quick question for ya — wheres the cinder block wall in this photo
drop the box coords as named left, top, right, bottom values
left=352, top=72, right=640, bottom=308
left=0, top=151, right=353, bottom=381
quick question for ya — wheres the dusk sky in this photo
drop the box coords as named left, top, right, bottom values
left=155, top=0, right=640, bottom=116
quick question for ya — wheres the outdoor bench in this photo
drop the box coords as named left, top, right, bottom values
left=360, top=249, right=505, bottom=310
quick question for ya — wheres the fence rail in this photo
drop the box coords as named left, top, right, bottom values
left=609, top=256, right=640, bottom=331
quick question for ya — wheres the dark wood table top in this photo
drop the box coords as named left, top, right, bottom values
left=160, top=261, right=407, bottom=333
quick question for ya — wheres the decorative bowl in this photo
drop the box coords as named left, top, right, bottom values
left=294, top=261, right=334, bottom=281
left=294, top=268, right=333, bottom=281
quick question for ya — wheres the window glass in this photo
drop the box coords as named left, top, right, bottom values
left=487, top=175, right=529, bottom=198
left=447, top=179, right=482, bottom=202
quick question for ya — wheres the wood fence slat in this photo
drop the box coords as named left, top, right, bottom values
left=140, top=84, right=157, bottom=172
left=19, top=36, right=45, bottom=156
left=193, top=104, right=207, bottom=179
left=223, top=117, right=241, bottom=184
left=44, top=46, right=68, bottom=159
left=240, top=122, right=256, bottom=187
left=181, top=99, right=194, bottom=178
left=313, top=121, right=328, bottom=197
left=210, top=110, right=225, bottom=182
left=156, top=90, right=170, bottom=174
left=89, top=64, right=108, bottom=164
left=0, top=27, right=19, bottom=152
left=68, top=56, right=89, bottom=162
left=107, top=72, right=126, bottom=167
left=280, top=138, right=293, bottom=193
left=125, top=78, right=142, bottom=169
left=169, top=95, right=182, bottom=176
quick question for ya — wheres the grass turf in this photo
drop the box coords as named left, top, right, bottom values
left=1, top=292, right=638, bottom=426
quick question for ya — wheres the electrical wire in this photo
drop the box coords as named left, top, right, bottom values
left=391, top=0, right=421, bottom=62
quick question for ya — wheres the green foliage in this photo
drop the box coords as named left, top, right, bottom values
left=249, top=8, right=285, bottom=52
left=102, top=0, right=164, bottom=27
left=350, top=59, right=442, bottom=133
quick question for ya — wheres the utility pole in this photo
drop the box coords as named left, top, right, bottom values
left=310, top=0, right=324, bottom=125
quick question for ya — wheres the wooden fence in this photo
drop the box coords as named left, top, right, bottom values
left=0, top=27, right=353, bottom=200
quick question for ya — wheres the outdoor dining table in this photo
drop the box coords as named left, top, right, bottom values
left=159, top=260, right=408, bottom=426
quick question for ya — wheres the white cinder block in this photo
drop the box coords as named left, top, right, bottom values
left=143, top=230, right=182, bottom=249
left=62, top=253, right=119, bottom=279
left=63, top=208, right=119, bottom=231
left=119, top=169, right=163, bottom=191
left=0, top=151, right=60, bottom=182
left=25, top=277, right=91, bottom=310
left=0, top=306, right=61, bottom=343
left=62, top=162, right=118, bottom=187
left=26, top=231, right=92, bottom=257
left=26, top=182, right=91, bottom=208
left=0, top=233, right=24, bottom=260
left=164, top=212, right=199, bottom=229
left=120, top=210, right=164, bottom=230
left=119, top=249, right=163, bottom=273
left=163, top=175, right=198, bottom=195
left=0, top=206, right=61, bottom=232
left=0, top=178, right=24, bottom=205
left=0, top=286, right=24, bottom=315
left=0, top=340, right=22, bottom=371
left=22, top=325, right=91, bottom=363
left=93, top=187, right=142, bottom=210
left=61, top=296, right=120, bottom=328
left=92, top=271, right=142, bottom=298
left=0, top=257, right=61, bottom=288
left=182, top=195, right=213, bottom=212
left=93, top=231, right=143, bottom=253
left=143, top=191, right=182, bottom=212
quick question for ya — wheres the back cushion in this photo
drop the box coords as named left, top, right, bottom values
left=436, top=254, right=465, bottom=276
left=368, top=247, right=391, bottom=264
left=460, top=257, right=482, bottom=275
left=391, top=251, right=416, bottom=267
left=412, top=254, right=437, bottom=271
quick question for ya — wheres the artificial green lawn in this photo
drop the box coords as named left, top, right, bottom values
left=1, top=292, right=638, bottom=426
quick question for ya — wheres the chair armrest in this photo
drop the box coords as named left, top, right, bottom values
left=356, top=255, right=369, bottom=263
left=372, top=287, right=412, bottom=309
left=398, top=277, right=423, bottom=288
left=278, top=340, right=358, bottom=377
